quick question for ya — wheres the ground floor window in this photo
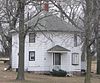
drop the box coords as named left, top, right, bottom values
left=29, top=51, right=35, bottom=61
left=72, top=53, right=79, bottom=65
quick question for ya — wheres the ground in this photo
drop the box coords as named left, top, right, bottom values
left=0, top=62, right=100, bottom=83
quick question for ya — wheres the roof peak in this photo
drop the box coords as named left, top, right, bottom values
left=47, top=45, right=70, bottom=53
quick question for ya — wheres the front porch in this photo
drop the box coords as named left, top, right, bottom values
left=47, top=45, right=70, bottom=71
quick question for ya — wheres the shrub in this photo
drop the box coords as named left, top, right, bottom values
left=50, top=69, right=67, bottom=77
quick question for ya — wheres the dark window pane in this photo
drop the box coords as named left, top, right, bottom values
left=29, top=33, right=36, bottom=43
left=74, top=33, right=77, bottom=47
left=29, top=51, right=35, bottom=61
left=53, top=53, right=61, bottom=65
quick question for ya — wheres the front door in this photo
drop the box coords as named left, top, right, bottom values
left=53, top=53, right=61, bottom=65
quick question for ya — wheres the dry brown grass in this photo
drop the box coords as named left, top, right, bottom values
left=0, top=62, right=100, bottom=83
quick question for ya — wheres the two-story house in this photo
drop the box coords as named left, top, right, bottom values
left=11, top=13, right=83, bottom=74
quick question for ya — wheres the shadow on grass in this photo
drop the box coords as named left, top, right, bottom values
left=9, top=79, right=40, bottom=83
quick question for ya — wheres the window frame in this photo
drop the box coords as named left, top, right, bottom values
left=72, top=53, right=79, bottom=65
left=29, top=33, right=36, bottom=43
left=29, top=51, right=35, bottom=61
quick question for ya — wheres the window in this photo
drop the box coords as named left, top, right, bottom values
left=72, top=53, right=79, bottom=65
left=29, top=33, right=36, bottom=43
left=74, top=33, right=77, bottom=47
left=29, top=51, right=35, bottom=61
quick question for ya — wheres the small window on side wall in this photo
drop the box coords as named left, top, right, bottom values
left=29, top=33, right=36, bottom=43
left=72, top=53, right=79, bottom=65
left=74, top=33, right=77, bottom=47
left=29, top=51, right=35, bottom=61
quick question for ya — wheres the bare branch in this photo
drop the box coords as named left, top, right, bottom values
left=49, top=0, right=84, bottom=31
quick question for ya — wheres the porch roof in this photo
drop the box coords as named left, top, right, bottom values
left=47, top=45, right=70, bottom=53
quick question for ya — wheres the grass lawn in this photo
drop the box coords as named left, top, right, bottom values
left=0, top=63, right=100, bottom=83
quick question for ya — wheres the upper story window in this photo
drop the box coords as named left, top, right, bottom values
left=29, top=33, right=36, bottom=43
left=74, top=33, right=77, bottom=47
left=72, top=53, right=79, bottom=65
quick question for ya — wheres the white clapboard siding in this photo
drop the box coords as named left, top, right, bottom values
left=12, top=32, right=82, bottom=72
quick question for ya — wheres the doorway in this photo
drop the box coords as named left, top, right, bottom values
left=53, top=53, right=61, bottom=65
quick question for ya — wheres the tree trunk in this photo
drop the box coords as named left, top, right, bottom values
left=95, top=0, right=100, bottom=75
left=96, top=36, right=100, bottom=74
left=8, top=39, right=12, bottom=66
left=85, top=45, right=92, bottom=83
left=16, top=0, right=25, bottom=80
left=84, top=0, right=93, bottom=83
left=90, top=0, right=100, bottom=75
left=84, top=23, right=92, bottom=83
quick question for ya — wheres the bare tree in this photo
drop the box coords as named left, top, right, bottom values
left=84, top=1, right=93, bottom=82
left=93, top=0, right=100, bottom=75
left=49, top=0, right=94, bottom=83
left=0, top=0, right=20, bottom=69
left=16, top=0, right=25, bottom=80
left=1, top=0, right=99, bottom=82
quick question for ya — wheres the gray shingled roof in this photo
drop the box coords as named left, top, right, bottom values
left=26, top=13, right=82, bottom=32
left=47, top=45, right=70, bottom=53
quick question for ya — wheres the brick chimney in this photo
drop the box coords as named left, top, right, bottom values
left=37, top=0, right=49, bottom=12
left=43, top=1, right=49, bottom=11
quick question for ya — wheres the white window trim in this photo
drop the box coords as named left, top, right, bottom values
left=72, top=53, right=79, bottom=65
left=29, top=51, right=35, bottom=61
left=29, top=33, right=36, bottom=43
